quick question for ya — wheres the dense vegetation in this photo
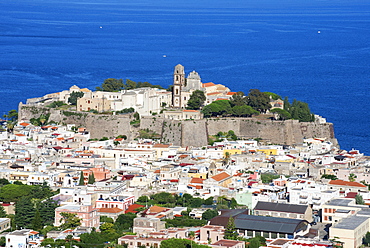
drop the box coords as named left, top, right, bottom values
left=68, top=91, right=84, bottom=105
left=186, top=90, right=206, bottom=110
left=96, top=78, right=164, bottom=92
left=0, top=182, right=59, bottom=231
left=199, top=89, right=315, bottom=122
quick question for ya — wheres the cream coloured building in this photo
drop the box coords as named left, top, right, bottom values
left=330, top=215, right=370, bottom=248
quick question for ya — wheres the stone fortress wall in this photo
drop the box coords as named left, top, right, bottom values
left=19, top=104, right=337, bottom=148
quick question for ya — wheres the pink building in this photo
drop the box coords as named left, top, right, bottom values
left=54, top=205, right=99, bottom=228
left=95, top=195, right=135, bottom=211
left=199, top=225, right=225, bottom=244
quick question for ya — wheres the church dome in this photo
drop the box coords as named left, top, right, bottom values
left=187, top=71, right=201, bottom=80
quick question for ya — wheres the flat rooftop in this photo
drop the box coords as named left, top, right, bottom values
left=326, top=198, right=353, bottom=207
left=333, top=215, right=368, bottom=230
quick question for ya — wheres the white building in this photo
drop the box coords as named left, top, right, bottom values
left=6, top=229, right=40, bottom=248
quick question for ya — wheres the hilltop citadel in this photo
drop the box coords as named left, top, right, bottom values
left=0, top=65, right=368, bottom=248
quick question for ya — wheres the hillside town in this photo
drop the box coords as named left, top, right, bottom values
left=0, top=65, right=369, bottom=248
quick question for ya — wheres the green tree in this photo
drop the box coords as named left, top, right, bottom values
left=202, top=100, right=232, bottom=117
left=230, top=198, right=238, bottom=209
left=3, top=109, right=18, bottom=132
left=261, top=173, right=280, bottom=184
left=189, top=197, right=204, bottom=208
left=39, top=198, right=59, bottom=226
left=270, top=108, right=291, bottom=120
left=136, top=195, right=150, bottom=205
left=232, top=105, right=258, bottom=117
left=204, top=197, right=214, bottom=206
left=202, top=209, right=218, bottom=221
left=349, top=173, right=357, bottom=182
left=288, top=99, right=315, bottom=122
left=60, top=212, right=81, bottom=230
left=100, top=222, right=115, bottom=233
left=224, top=216, right=238, bottom=240
left=3, top=109, right=18, bottom=123
left=355, top=194, right=365, bottom=205
left=264, top=92, right=282, bottom=100
left=114, top=213, right=137, bottom=232
left=0, top=178, right=10, bottom=185
left=246, top=89, right=271, bottom=113
left=186, top=90, right=206, bottom=110
left=32, top=209, right=43, bottom=231
left=124, top=79, right=137, bottom=90
left=230, top=91, right=246, bottom=106
left=321, top=174, right=338, bottom=180
left=15, top=196, right=35, bottom=229
left=227, top=130, right=238, bottom=141
left=0, top=237, right=5, bottom=247
left=30, top=182, right=56, bottom=199
left=88, top=172, right=96, bottom=184
left=151, top=192, right=175, bottom=205
left=96, top=78, right=124, bottom=92
left=363, top=232, right=370, bottom=246
left=100, top=216, right=114, bottom=223
left=79, top=171, right=85, bottom=185
left=248, top=238, right=260, bottom=248
left=68, top=91, right=84, bottom=105
left=0, top=184, right=32, bottom=202
left=0, top=205, right=7, bottom=218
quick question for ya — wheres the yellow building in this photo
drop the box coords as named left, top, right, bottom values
left=77, top=96, right=111, bottom=112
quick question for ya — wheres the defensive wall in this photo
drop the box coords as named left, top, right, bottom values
left=19, top=104, right=337, bottom=147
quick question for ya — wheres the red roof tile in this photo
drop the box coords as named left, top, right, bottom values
left=329, top=179, right=367, bottom=188
left=211, top=172, right=231, bottom=182
left=203, top=82, right=216, bottom=87
left=190, top=178, right=204, bottom=184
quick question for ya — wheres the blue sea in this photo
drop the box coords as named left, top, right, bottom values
left=1, top=0, right=369, bottom=154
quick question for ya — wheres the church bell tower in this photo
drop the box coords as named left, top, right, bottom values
left=172, top=64, right=185, bottom=108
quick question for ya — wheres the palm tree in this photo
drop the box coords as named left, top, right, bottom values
left=222, top=152, right=231, bottom=165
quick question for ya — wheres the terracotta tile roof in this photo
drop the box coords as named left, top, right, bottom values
left=211, top=172, right=231, bottom=182
left=226, top=92, right=237, bottom=95
left=19, top=122, right=30, bottom=127
left=190, top=178, right=204, bottom=184
left=203, top=82, right=216, bottom=87
left=207, top=92, right=221, bottom=96
left=125, top=204, right=145, bottom=214
left=15, top=134, right=26, bottom=136
left=98, top=207, right=124, bottom=213
left=153, top=144, right=170, bottom=148
left=154, top=170, right=160, bottom=174
left=149, top=205, right=167, bottom=213
left=329, top=179, right=367, bottom=188
left=216, top=98, right=228, bottom=101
